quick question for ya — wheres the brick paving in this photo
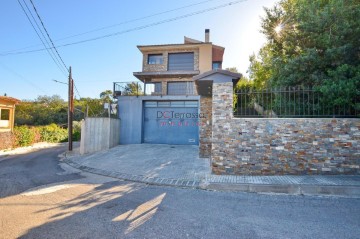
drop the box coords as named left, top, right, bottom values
left=62, top=144, right=360, bottom=195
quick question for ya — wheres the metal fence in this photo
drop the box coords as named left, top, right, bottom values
left=234, top=87, right=360, bottom=118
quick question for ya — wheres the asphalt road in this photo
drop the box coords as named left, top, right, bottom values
left=0, top=145, right=359, bottom=239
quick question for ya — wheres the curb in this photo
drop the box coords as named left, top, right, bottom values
left=62, top=155, right=360, bottom=197
left=202, top=183, right=360, bottom=197
left=62, top=157, right=202, bottom=189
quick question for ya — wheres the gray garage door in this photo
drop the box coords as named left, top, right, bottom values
left=143, top=101, right=199, bottom=145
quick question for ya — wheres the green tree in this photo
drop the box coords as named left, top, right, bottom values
left=15, top=95, right=67, bottom=125
left=249, top=0, right=360, bottom=110
left=225, top=67, right=240, bottom=73
left=15, top=91, right=117, bottom=125
left=99, top=90, right=115, bottom=103
left=123, top=82, right=143, bottom=96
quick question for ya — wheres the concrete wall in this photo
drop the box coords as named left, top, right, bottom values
left=80, top=118, right=120, bottom=155
left=211, top=82, right=360, bottom=175
left=117, top=95, right=200, bottom=144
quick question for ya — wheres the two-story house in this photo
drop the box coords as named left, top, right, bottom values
left=133, top=29, right=224, bottom=96
left=115, top=29, right=241, bottom=157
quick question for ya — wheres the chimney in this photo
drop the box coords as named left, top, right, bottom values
left=205, top=29, right=210, bottom=43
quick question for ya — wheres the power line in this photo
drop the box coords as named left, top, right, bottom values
left=17, top=0, right=67, bottom=76
left=28, top=0, right=68, bottom=72
left=3, top=0, right=248, bottom=56
left=1, top=0, right=219, bottom=55
left=73, top=81, right=82, bottom=99
left=52, top=79, right=67, bottom=85
left=0, top=61, right=47, bottom=94
left=20, top=0, right=66, bottom=75
left=52, top=0, right=219, bottom=42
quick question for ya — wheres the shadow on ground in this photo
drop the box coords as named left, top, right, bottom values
left=0, top=145, right=83, bottom=198
left=19, top=181, right=166, bottom=238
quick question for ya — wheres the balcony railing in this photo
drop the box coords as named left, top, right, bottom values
left=113, top=81, right=197, bottom=96
left=113, top=82, right=145, bottom=96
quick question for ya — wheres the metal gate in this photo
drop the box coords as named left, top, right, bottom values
left=143, top=101, right=199, bottom=145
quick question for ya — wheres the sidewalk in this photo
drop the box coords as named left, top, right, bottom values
left=62, top=144, right=360, bottom=197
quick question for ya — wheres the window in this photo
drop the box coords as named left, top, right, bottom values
left=168, top=53, right=194, bottom=71
left=167, top=82, right=194, bottom=95
left=144, top=82, right=162, bottom=95
left=0, top=109, right=10, bottom=120
left=154, top=82, right=162, bottom=93
left=148, top=54, right=163, bottom=64
left=212, top=61, right=222, bottom=70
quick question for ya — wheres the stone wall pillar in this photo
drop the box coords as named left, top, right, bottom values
left=211, top=82, right=235, bottom=174
left=199, top=96, right=212, bottom=157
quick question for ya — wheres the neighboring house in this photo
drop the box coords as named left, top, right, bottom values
left=115, top=29, right=241, bottom=157
left=0, top=96, right=20, bottom=150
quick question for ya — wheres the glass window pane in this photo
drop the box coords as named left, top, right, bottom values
left=185, top=101, right=198, bottom=107
left=0, top=109, right=10, bottom=120
left=148, top=54, right=163, bottom=64
left=171, top=101, right=185, bottom=107
left=154, top=83, right=162, bottom=93
left=144, top=102, right=157, bottom=107
left=212, top=62, right=221, bottom=70
left=158, top=101, right=171, bottom=107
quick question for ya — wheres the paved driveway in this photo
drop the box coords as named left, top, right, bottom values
left=65, top=144, right=360, bottom=197
left=69, top=144, right=210, bottom=181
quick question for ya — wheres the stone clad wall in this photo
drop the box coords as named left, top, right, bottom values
left=142, top=49, right=200, bottom=72
left=211, top=82, right=360, bottom=175
left=199, top=96, right=212, bottom=157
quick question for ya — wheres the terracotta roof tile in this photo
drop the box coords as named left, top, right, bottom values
left=0, top=96, right=21, bottom=104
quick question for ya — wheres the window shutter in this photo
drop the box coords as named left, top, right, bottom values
left=168, top=53, right=194, bottom=71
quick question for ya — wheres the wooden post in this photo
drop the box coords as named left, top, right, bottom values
left=68, top=66, right=73, bottom=151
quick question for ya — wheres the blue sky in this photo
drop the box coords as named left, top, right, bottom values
left=1, top=0, right=278, bottom=100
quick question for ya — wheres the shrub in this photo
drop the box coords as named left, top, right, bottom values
left=13, top=126, right=35, bottom=147
left=72, top=121, right=82, bottom=141
left=39, top=123, right=67, bottom=143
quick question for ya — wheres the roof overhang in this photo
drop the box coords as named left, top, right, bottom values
left=137, top=43, right=211, bottom=52
left=133, top=70, right=200, bottom=82
left=193, top=69, right=242, bottom=96
left=0, top=96, right=21, bottom=104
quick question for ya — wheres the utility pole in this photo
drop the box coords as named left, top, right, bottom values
left=68, top=66, right=74, bottom=151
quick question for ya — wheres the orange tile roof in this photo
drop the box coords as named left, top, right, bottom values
left=0, top=96, right=21, bottom=104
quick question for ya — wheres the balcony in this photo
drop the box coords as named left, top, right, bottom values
left=113, top=81, right=197, bottom=97
left=133, top=70, right=200, bottom=82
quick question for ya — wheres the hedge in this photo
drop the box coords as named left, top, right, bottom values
left=12, top=122, right=81, bottom=147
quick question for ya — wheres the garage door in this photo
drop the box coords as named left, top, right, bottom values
left=143, top=101, right=199, bottom=145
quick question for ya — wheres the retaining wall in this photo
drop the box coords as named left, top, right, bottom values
left=211, top=82, right=360, bottom=175
left=80, top=118, right=120, bottom=155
